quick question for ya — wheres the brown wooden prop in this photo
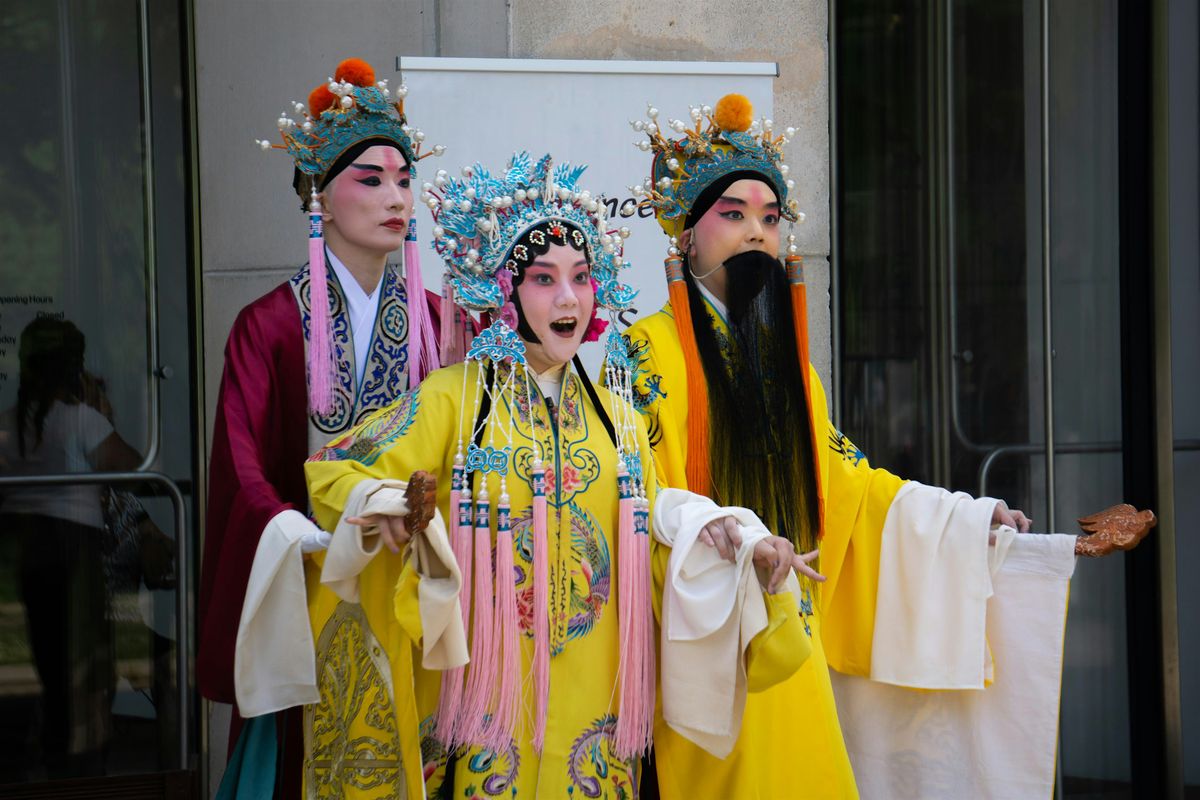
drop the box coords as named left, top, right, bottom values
left=1074, top=503, right=1157, bottom=557
left=403, top=470, right=438, bottom=537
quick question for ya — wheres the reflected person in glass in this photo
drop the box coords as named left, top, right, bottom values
left=0, top=316, right=141, bottom=779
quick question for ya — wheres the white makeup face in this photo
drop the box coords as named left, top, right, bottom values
left=320, top=144, right=413, bottom=258
left=681, top=178, right=782, bottom=299
left=516, top=242, right=594, bottom=374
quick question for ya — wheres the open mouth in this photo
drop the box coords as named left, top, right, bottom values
left=548, top=318, right=578, bottom=337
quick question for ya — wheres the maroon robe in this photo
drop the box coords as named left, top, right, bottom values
left=197, top=263, right=462, bottom=796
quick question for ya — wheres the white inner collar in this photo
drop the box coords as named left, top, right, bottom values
left=326, top=249, right=382, bottom=385
left=530, top=362, right=568, bottom=404
left=694, top=278, right=728, bottom=319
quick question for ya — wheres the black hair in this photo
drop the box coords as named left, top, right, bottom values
left=507, top=219, right=589, bottom=342
left=293, top=137, right=409, bottom=211
left=16, top=317, right=86, bottom=458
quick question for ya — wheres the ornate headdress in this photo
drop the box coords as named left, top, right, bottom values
left=631, top=94, right=825, bottom=537
left=423, top=151, right=636, bottom=313
left=419, top=153, right=653, bottom=760
left=630, top=93, right=802, bottom=240
left=256, top=57, right=443, bottom=413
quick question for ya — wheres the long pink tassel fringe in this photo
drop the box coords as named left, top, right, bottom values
left=530, top=463, right=550, bottom=752
left=483, top=496, right=521, bottom=753
left=439, top=276, right=467, bottom=366
left=434, top=469, right=471, bottom=747
left=458, top=490, right=496, bottom=746
left=307, top=201, right=334, bottom=415
left=404, top=220, right=440, bottom=384
left=613, top=468, right=655, bottom=759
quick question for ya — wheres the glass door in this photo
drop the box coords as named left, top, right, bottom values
left=0, top=0, right=199, bottom=795
left=835, top=0, right=1183, bottom=795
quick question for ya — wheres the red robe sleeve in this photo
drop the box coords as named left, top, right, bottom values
left=197, top=284, right=310, bottom=704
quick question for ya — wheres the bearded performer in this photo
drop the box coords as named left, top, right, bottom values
left=621, top=95, right=1154, bottom=799
left=303, top=151, right=813, bottom=798
left=196, top=57, right=469, bottom=797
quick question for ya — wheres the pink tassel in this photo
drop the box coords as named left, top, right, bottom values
left=434, top=467, right=471, bottom=747
left=613, top=468, right=655, bottom=759
left=458, top=489, right=496, bottom=746
left=483, top=495, right=521, bottom=753
left=307, top=194, right=335, bottom=415
left=530, top=463, right=550, bottom=752
left=404, top=219, right=440, bottom=384
left=439, top=275, right=467, bottom=366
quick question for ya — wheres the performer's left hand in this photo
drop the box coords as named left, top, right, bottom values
left=991, top=500, right=1031, bottom=535
left=753, top=536, right=825, bottom=593
left=346, top=513, right=411, bottom=553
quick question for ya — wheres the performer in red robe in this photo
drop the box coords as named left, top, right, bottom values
left=196, top=57, right=470, bottom=798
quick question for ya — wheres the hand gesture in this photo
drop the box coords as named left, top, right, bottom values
left=345, top=513, right=410, bottom=554
left=752, top=537, right=825, bottom=593
left=991, top=500, right=1031, bottom=534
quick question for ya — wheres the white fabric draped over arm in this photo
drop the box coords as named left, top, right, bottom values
left=652, top=487, right=802, bottom=758
left=234, top=478, right=467, bottom=718
left=870, top=481, right=1016, bottom=687
left=322, top=478, right=467, bottom=669
left=234, top=509, right=323, bottom=717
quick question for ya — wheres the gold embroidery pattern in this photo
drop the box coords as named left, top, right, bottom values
left=305, top=603, right=406, bottom=799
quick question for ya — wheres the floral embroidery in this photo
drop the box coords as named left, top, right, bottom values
left=512, top=504, right=610, bottom=648
left=290, top=261, right=411, bottom=435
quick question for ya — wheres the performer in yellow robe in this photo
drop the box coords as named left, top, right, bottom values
left=303, top=150, right=815, bottom=799
left=307, top=153, right=668, bottom=798
left=621, top=94, right=1045, bottom=799
left=631, top=301, right=900, bottom=798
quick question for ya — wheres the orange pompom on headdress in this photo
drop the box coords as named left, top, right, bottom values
left=307, top=84, right=337, bottom=117
left=713, top=93, right=753, bottom=132
left=333, top=57, right=376, bottom=87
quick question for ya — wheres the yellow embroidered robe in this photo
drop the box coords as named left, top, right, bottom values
left=625, top=300, right=906, bottom=800
left=306, top=360, right=659, bottom=799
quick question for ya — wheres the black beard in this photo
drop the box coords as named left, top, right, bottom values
left=683, top=256, right=821, bottom=553
left=723, top=250, right=779, bottom=323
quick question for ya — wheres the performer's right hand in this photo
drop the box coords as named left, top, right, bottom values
left=345, top=513, right=411, bottom=554
left=699, top=515, right=743, bottom=562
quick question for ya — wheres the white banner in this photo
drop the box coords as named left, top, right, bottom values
left=397, top=56, right=776, bottom=375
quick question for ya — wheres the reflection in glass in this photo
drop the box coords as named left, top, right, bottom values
left=0, top=0, right=188, bottom=784
left=837, top=0, right=1132, bottom=794
left=0, top=316, right=177, bottom=780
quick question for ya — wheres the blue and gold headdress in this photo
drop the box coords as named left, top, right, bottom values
left=256, top=57, right=442, bottom=192
left=630, top=93, right=801, bottom=240
left=420, top=153, right=653, bottom=761
left=255, top=57, right=445, bottom=413
left=421, top=151, right=636, bottom=313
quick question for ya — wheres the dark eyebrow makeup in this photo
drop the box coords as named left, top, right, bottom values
left=715, top=195, right=780, bottom=209
left=529, top=259, right=590, bottom=269
left=348, top=163, right=410, bottom=174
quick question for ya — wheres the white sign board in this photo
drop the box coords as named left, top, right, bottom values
left=397, top=57, right=776, bottom=375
